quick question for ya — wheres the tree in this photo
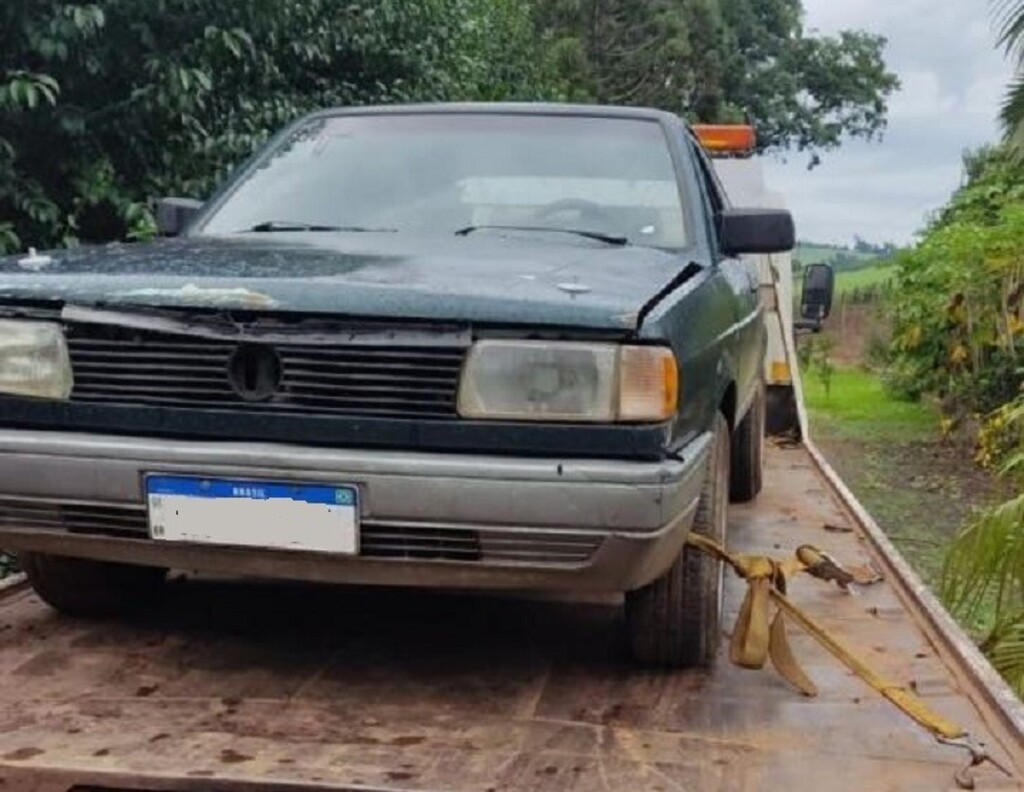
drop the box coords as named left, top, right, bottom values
left=886, top=145, right=1024, bottom=404
left=2, top=0, right=899, bottom=254
left=0, top=0, right=552, bottom=253
left=534, top=0, right=899, bottom=154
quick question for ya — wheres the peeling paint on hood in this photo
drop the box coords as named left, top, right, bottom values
left=114, top=283, right=279, bottom=309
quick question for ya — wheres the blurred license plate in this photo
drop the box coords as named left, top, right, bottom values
left=146, top=476, right=358, bottom=554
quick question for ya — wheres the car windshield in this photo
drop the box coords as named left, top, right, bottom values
left=198, top=113, right=691, bottom=249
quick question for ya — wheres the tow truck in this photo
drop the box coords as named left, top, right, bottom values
left=0, top=117, right=1020, bottom=792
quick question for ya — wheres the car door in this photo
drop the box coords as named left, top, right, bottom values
left=689, top=142, right=764, bottom=422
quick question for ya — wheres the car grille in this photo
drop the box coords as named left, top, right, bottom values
left=359, top=522, right=602, bottom=565
left=0, top=499, right=602, bottom=566
left=0, top=499, right=148, bottom=537
left=65, top=324, right=466, bottom=420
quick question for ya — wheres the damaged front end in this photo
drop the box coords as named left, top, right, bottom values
left=0, top=301, right=672, bottom=460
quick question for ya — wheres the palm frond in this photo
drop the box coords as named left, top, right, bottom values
left=994, top=0, right=1024, bottom=58
left=1001, top=74, right=1024, bottom=143
left=940, top=491, right=1024, bottom=627
left=992, top=1, right=1024, bottom=141
left=988, top=618, right=1024, bottom=695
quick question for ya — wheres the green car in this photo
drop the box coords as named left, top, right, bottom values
left=0, top=104, right=792, bottom=667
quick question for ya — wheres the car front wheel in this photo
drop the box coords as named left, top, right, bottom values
left=21, top=552, right=166, bottom=618
left=625, top=413, right=729, bottom=668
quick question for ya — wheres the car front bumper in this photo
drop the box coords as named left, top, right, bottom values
left=0, top=428, right=711, bottom=592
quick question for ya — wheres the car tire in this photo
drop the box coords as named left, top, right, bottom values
left=729, top=380, right=766, bottom=503
left=21, top=552, right=166, bottom=618
left=625, top=413, right=729, bottom=668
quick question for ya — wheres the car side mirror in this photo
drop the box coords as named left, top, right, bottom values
left=155, top=197, right=203, bottom=237
left=798, top=263, right=835, bottom=330
left=718, top=208, right=795, bottom=256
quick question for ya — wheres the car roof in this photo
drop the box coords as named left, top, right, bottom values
left=305, top=102, right=684, bottom=126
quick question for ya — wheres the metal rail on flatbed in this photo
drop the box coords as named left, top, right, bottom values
left=0, top=442, right=1020, bottom=792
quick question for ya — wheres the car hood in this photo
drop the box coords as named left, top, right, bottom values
left=0, top=234, right=692, bottom=331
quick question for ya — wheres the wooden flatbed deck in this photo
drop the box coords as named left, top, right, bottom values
left=0, top=444, right=1020, bottom=791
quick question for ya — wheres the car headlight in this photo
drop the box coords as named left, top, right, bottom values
left=457, top=341, right=677, bottom=423
left=0, top=321, right=73, bottom=400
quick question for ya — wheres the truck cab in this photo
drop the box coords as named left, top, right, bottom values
left=706, top=127, right=834, bottom=436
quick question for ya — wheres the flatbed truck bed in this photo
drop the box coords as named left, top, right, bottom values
left=0, top=442, right=1021, bottom=791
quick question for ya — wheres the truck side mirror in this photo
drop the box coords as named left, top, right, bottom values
left=155, top=197, right=203, bottom=237
left=799, top=263, right=835, bottom=330
left=718, top=208, right=795, bottom=256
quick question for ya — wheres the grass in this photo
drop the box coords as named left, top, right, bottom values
left=803, top=366, right=934, bottom=441
left=834, top=262, right=896, bottom=296
left=803, top=365, right=1000, bottom=586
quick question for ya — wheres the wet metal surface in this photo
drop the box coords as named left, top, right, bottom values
left=0, top=234, right=686, bottom=331
left=0, top=446, right=1020, bottom=791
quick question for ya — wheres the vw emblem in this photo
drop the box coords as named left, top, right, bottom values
left=227, top=344, right=283, bottom=402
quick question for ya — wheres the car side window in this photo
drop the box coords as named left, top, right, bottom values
left=686, top=138, right=727, bottom=255
left=692, top=143, right=730, bottom=214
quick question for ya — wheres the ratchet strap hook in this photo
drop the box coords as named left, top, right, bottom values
left=938, top=735, right=1014, bottom=790
left=684, top=533, right=1015, bottom=789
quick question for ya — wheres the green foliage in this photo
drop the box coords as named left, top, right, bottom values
left=1, top=0, right=552, bottom=251
left=2, top=0, right=900, bottom=252
left=976, top=399, right=1024, bottom=470
left=803, top=365, right=935, bottom=442
left=994, top=0, right=1024, bottom=143
left=886, top=147, right=1024, bottom=413
left=942, top=399, right=1024, bottom=694
left=835, top=263, right=895, bottom=297
left=904, top=140, right=1024, bottom=693
left=534, top=0, right=899, bottom=154
left=810, top=336, right=835, bottom=398
left=796, top=333, right=814, bottom=372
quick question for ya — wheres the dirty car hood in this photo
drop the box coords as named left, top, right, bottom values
left=0, top=235, right=691, bottom=330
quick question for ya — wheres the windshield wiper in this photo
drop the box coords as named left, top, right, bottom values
left=454, top=224, right=628, bottom=246
left=240, top=221, right=397, bottom=233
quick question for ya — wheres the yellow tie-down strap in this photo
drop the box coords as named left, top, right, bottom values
left=684, top=533, right=1013, bottom=789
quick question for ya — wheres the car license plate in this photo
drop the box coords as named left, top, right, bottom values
left=146, top=476, right=358, bottom=554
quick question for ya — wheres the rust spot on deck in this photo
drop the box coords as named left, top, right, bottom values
left=220, top=748, right=253, bottom=764
left=2, top=748, right=43, bottom=761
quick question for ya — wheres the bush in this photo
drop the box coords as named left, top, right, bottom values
left=942, top=397, right=1024, bottom=695
left=886, top=147, right=1024, bottom=417
left=0, top=0, right=555, bottom=252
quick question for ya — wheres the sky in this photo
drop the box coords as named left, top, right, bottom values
left=763, top=0, right=1015, bottom=246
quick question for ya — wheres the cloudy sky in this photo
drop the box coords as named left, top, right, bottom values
left=763, top=0, right=1014, bottom=245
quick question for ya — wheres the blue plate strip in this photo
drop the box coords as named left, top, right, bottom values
left=146, top=476, right=356, bottom=507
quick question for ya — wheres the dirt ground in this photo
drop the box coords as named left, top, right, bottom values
left=803, top=293, right=1011, bottom=590
left=810, top=427, right=1007, bottom=588
left=822, top=298, right=890, bottom=366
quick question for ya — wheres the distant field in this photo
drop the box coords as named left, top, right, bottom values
left=794, top=243, right=877, bottom=268
left=834, top=262, right=895, bottom=295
